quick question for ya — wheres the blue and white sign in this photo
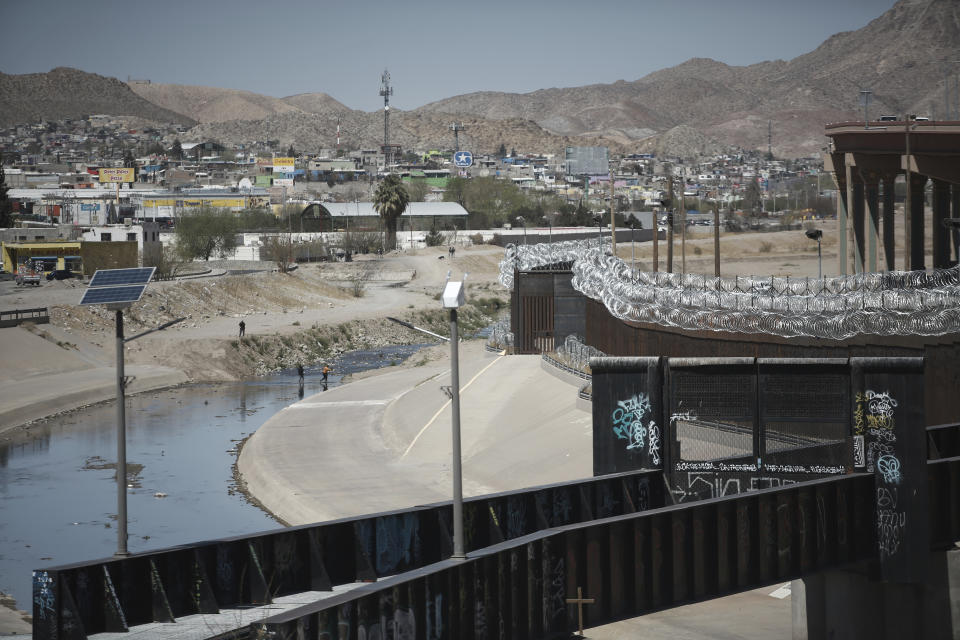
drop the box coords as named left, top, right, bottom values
left=454, top=151, right=473, bottom=167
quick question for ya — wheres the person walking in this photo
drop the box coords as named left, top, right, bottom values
left=322, top=364, right=332, bottom=383
left=238, top=320, right=246, bottom=338
left=297, top=363, right=304, bottom=383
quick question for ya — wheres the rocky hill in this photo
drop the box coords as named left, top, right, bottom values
left=128, top=82, right=305, bottom=123
left=418, top=0, right=959, bottom=157
left=184, top=109, right=619, bottom=157
left=0, top=67, right=195, bottom=128
left=280, top=92, right=351, bottom=117
left=3, top=0, right=956, bottom=158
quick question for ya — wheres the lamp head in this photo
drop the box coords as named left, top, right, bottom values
left=805, top=229, right=823, bottom=241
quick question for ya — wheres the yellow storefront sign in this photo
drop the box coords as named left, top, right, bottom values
left=99, top=168, right=135, bottom=183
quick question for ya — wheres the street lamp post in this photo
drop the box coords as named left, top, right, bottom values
left=441, top=277, right=467, bottom=560
left=81, top=267, right=185, bottom=557
left=806, top=228, right=823, bottom=279
left=516, top=216, right=526, bottom=245
left=596, top=212, right=603, bottom=249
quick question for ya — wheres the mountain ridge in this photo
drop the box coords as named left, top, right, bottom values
left=2, top=0, right=957, bottom=158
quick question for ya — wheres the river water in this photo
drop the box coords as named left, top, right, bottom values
left=0, top=344, right=428, bottom=613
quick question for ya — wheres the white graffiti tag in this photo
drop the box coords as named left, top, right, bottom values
left=866, top=390, right=898, bottom=424
left=612, top=393, right=651, bottom=451
left=648, top=423, right=661, bottom=466
left=876, top=454, right=902, bottom=485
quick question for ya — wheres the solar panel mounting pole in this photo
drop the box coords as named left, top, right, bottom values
left=114, top=309, right=129, bottom=556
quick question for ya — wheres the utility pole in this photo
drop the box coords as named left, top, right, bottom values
left=680, top=170, right=686, bottom=275
left=667, top=176, right=675, bottom=273
left=859, top=89, right=873, bottom=128
left=652, top=209, right=659, bottom=272
left=714, top=201, right=720, bottom=277
left=609, top=170, right=616, bottom=254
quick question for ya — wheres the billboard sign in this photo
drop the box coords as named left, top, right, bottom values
left=99, top=168, right=135, bottom=183
left=454, top=151, right=473, bottom=167
left=272, top=157, right=295, bottom=172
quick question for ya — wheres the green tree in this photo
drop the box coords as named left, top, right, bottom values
left=260, top=233, right=296, bottom=272
left=403, top=179, right=430, bottom=202
left=0, top=156, right=13, bottom=227
left=743, top=178, right=763, bottom=216
left=372, top=174, right=409, bottom=251
left=123, top=149, right=137, bottom=181
left=174, top=207, right=239, bottom=261
left=171, top=139, right=183, bottom=160
left=443, top=176, right=468, bottom=207
left=287, top=144, right=296, bottom=158
left=496, top=143, right=507, bottom=159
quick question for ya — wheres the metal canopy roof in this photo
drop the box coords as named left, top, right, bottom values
left=313, top=202, right=468, bottom=218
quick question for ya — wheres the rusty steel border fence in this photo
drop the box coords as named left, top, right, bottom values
left=32, top=470, right=663, bottom=640
left=254, top=457, right=960, bottom=640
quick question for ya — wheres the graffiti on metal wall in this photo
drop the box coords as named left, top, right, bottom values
left=854, top=389, right=898, bottom=473
left=670, top=472, right=798, bottom=503
left=876, top=487, right=906, bottom=560
left=33, top=571, right=54, bottom=620
left=375, top=514, right=419, bottom=575
left=856, top=389, right=907, bottom=561
left=612, top=392, right=661, bottom=464
left=648, top=423, right=661, bottom=466
left=425, top=593, right=443, bottom=640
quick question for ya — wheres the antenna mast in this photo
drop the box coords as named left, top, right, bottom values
left=336, top=114, right=341, bottom=152
left=450, top=122, right=466, bottom=152
left=767, top=120, right=772, bottom=158
left=379, top=69, right=394, bottom=167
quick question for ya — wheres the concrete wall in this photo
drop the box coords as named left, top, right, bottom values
left=80, top=241, right=138, bottom=275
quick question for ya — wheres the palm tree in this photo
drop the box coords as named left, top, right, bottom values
left=373, top=174, right=409, bottom=251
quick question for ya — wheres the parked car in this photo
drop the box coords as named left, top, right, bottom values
left=46, top=269, right=75, bottom=281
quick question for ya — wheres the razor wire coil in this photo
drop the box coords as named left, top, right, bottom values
left=499, top=240, right=960, bottom=340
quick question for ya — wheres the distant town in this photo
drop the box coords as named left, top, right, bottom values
left=1, top=112, right=833, bottom=279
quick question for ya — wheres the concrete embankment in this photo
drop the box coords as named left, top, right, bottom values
left=238, top=340, right=594, bottom=526
left=0, top=325, right=187, bottom=433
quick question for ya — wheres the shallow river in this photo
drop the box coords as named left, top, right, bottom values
left=0, top=344, right=428, bottom=613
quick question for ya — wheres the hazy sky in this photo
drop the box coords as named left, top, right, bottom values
left=1, top=0, right=896, bottom=112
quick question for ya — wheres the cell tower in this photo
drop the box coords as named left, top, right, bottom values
left=450, top=122, right=466, bottom=152
left=767, top=120, right=772, bottom=158
left=379, top=69, right=393, bottom=167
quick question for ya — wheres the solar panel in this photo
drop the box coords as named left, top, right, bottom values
left=80, top=284, right=149, bottom=306
left=88, top=267, right=156, bottom=288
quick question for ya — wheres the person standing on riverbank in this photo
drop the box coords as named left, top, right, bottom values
left=239, top=320, right=245, bottom=338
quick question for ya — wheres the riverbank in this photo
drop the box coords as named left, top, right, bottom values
left=0, top=246, right=508, bottom=435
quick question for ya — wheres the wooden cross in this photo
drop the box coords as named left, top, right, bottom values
left=566, top=586, right=595, bottom=637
